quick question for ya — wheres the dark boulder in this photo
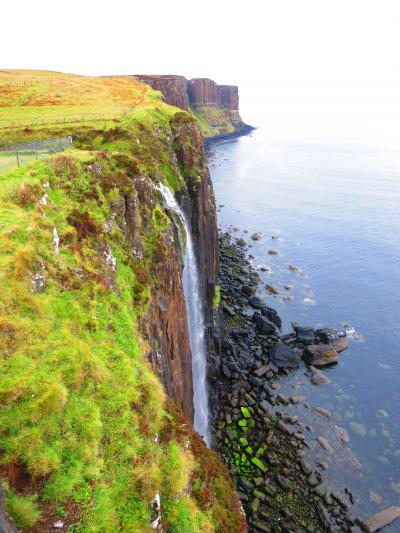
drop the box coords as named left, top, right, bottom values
left=261, top=307, right=282, bottom=329
left=241, top=285, right=254, bottom=297
left=294, top=325, right=315, bottom=344
left=270, top=343, right=301, bottom=369
left=248, top=295, right=265, bottom=309
left=255, top=315, right=276, bottom=335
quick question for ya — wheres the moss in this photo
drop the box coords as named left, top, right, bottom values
left=213, top=283, right=221, bottom=312
left=240, top=406, right=251, bottom=419
left=251, top=457, right=266, bottom=472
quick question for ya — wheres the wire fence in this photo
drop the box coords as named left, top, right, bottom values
left=0, top=136, right=73, bottom=173
left=0, top=105, right=136, bottom=131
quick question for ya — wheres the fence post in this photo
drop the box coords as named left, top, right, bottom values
left=16, top=150, right=20, bottom=168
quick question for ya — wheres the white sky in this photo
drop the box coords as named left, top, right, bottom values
left=3, top=0, right=400, bottom=142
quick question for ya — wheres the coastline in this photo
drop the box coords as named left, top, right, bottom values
left=204, top=124, right=256, bottom=150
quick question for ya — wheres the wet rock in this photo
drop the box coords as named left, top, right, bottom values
left=248, top=295, right=265, bottom=309
left=332, top=336, right=349, bottom=353
left=251, top=232, right=261, bottom=241
left=288, top=263, right=300, bottom=272
left=261, top=307, right=282, bottom=328
left=241, top=285, right=255, bottom=297
left=293, top=325, right=316, bottom=344
left=336, top=426, right=350, bottom=444
left=270, top=342, right=301, bottom=369
left=349, top=421, right=367, bottom=437
left=222, top=365, right=232, bottom=379
left=303, top=344, right=339, bottom=367
left=268, top=249, right=279, bottom=255
left=237, top=238, right=247, bottom=247
left=309, top=366, right=331, bottom=385
left=313, top=407, right=332, bottom=419
left=317, top=437, right=334, bottom=454
left=223, top=303, right=236, bottom=316
left=369, top=491, right=383, bottom=504
left=265, top=284, right=279, bottom=295
left=255, top=316, right=277, bottom=335
left=364, top=506, right=400, bottom=533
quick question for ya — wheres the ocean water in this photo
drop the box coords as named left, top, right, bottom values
left=208, top=129, right=400, bottom=522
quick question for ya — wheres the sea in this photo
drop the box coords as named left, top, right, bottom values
left=208, top=124, right=400, bottom=524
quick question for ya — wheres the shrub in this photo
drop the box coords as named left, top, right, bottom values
left=12, top=182, right=42, bottom=207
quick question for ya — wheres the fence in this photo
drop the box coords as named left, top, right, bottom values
left=0, top=136, right=73, bottom=174
left=0, top=105, right=136, bottom=131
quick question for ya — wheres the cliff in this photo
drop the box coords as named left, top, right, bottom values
left=136, top=74, right=253, bottom=138
left=0, top=71, right=244, bottom=532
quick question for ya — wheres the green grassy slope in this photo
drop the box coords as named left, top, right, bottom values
left=0, top=72, right=244, bottom=532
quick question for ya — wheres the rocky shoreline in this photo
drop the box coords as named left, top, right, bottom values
left=208, top=232, right=371, bottom=532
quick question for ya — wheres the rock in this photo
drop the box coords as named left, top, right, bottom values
left=265, top=284, right=279, bottom=295
left=254, top=365, right=269, bottom=377
left=294, top=325, right=316, bottom=344
left=332, top=336, right=348, bottom=353
left=369, top=491, right=383, bottom=504
left=288, top=263, right=300, bottom=272
left=364, top=506, right=400, bottom=532
left=241, top=285, right=254, bottom=297
left=268, top=249, right=279, bottom=255
left=237, top=238, right=247, bottom=247
left=349, top=421, right=367, bottom=437
left=248, top=295, right=265, bottom=309
left=259, top=400, right=269, bottom=414
left=255, top=316, right=276, bottom=335
left=261, top=307, right=282, bottom=328
left=54, top=521, right=64, bottom=529
left=222, top=365, right=232, bottom=379
left=313, top=407, right=332, bottom=419
left=251, top=232, right=261, bottom=241
left=283, top=284, right=293, bottom=290
left=303, top=344, right=339, bottom=367
left=222, top=303, right=236, bottom=316
left=335, top=426, right=350, bottom=444
left=270, top=343, right=301, bottom=369
left=317, top=437, right=334, bottom=454
left=309, top=366, right=331, bottom=385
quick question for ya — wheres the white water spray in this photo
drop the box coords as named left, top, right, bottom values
left=158, top=183, right=210, bottom=445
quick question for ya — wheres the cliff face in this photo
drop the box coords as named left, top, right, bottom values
left=136, top=74, right=251, bottom=138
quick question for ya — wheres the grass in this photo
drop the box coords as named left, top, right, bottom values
left=0, top=70, right=166, bottom=134
left=0, top=70, right=244, bottom=532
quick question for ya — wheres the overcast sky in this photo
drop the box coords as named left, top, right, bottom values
left=3, top=0, right=400, bottom=141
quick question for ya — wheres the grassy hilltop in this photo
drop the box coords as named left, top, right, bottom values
left=0, top=71, right=243, bottom=532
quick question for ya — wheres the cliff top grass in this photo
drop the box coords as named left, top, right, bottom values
left=0, top=70, right=175, bottom=141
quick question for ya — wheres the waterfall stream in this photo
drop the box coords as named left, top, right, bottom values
left=158, top=183, right=210, bottom=445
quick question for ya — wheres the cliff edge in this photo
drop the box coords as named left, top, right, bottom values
left=136, top=74, right=253, bottom=139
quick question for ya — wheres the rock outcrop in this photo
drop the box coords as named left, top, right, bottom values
left=135, top=74, right=253, bottom=138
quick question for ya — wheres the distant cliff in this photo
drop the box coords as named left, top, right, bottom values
left=136, top=74, right=253, bottom=138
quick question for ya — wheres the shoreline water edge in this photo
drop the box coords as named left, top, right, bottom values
left=205, top=134, right=400, bottom=533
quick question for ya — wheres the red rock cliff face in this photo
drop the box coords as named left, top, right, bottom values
left=136, top=75, right=242, bottom=112
left=170, top=112, right=219, bottom=332
left=119, top=113, right=219, bottom=420
left=116, top=176, right=194, bottom=419
left=136, top=75, right=189, bottom=110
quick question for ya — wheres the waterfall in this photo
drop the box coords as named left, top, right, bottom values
left=157, top=183, right=210, bottom=445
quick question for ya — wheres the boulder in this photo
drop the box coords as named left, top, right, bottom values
left=332, top=336, right=348, bottom=353
left=255, top=316, right=276, bottom=335
left=268, top=249, right=279, bottom=255
left=241, top=285, right=254, bottom=297
left=294, top=325, right=315, bottom=344
left=270, top=343, right=301, bottom=369
left=364, top=506, right=400, bottom=532
left=251, top=232, right=261, bottom=241
left=237, top=238, right=247, bottom=247
left=248, top=295, right=265, bottom=309
left=303, top=344, right=339, bottom=367
left=261, top=307, right=282, bottom=329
